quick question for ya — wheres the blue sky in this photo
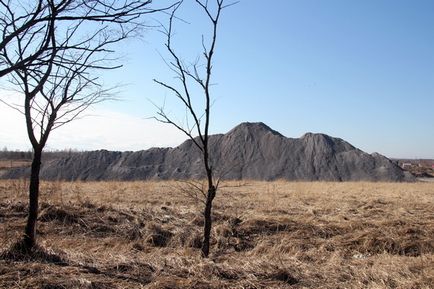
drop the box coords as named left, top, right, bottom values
left=1, top=0, right=433, bottom=158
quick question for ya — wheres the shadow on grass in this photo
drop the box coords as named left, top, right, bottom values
left=0, top=239, right=68, bottom=266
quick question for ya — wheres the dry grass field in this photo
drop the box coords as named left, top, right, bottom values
left=0, top=160, right=31, bottom=170
left=0, top=180, right=433, bottom=288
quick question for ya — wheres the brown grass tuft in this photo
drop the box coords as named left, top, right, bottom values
left=145, top=223, right=173, bottom=247
left=39, top=205, right=80, bottom=224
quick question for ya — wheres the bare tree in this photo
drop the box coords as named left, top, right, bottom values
left=1, top=0, right=169, bottom=250
left=153, top=0, right=235, bottom=258
left=0, top=0, right=163, bottom=78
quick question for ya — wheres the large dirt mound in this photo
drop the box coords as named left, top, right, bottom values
left=2, top=122, right=413, bottom=181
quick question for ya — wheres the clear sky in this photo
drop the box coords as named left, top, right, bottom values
left=1, top=0, right=433, bottom=158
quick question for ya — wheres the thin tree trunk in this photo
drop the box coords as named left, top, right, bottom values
left=23, top=148, right=42, bottom=249
left=201, top=185, right=216, bottom=258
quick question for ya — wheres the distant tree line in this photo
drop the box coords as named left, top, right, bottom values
left=0, top=147, right=32, bottom=160
left=0, top=147, right=82, bottom=161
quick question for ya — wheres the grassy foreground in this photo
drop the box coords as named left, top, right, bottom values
left=0, top=180, right=433, bottom=288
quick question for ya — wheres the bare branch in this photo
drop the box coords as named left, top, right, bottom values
left=0, top=0, right=175, bottom=78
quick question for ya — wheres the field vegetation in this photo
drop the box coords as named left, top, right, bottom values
left=0, top=180, right=433, bottom=288
left=0, top=160, right=32, bottom=170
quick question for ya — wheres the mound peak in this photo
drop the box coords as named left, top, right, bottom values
left=228, top=122, right=283, bottom=137
left=302, top=132, right=330, bottom=138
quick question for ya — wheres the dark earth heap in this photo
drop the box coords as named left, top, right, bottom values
left=2, top=122, right=413, bottom=181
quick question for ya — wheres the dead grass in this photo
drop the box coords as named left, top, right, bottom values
left=0, top=160, right=31, bottom=170
left=0, top=180, right=433, bottom=288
